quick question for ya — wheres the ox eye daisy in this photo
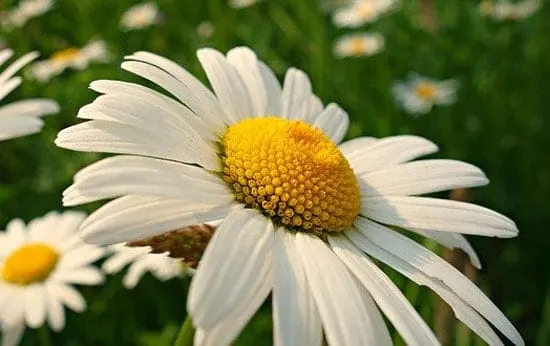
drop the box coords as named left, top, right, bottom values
left=0, top=211, right=105, bottom=345
left=0, top=49, right=59, bottom=141
left=30, top=40, right=110, bottom=82
left=120, top=2, right=160, bottom=31
left=393, top=73, right=459, bottom=115
left=333, top=32, right=385, bottom=58
left=332, top=0, right=400, bottom=28
left=56, top=46, right=523, bottom=345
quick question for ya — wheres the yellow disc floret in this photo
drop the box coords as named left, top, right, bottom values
left=222, top=117, right=360, bottom=234
left=2, top=243, right=59, bottom=285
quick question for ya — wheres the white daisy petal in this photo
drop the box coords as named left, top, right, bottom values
left=197, top=48, right=254, bottom=122
left=294, top=232, right=386, bottom=346
left=1, top=322, right=25, bottom=346
left=339, top=136, right=378, bottom=160
left=414, top=229, right=481, bottom=269
left=24, top=285, right=46, bottom=328
left=0, top=77, right=22, bottom=101
left=124, top=52, right=228, bottom=131
left=53, top=267, right=104, bottom=285
left=80, top=195, right=238, bottom=245
left=311, top=103, right=349, bottom=144
left=0, top=51, right=39, bottom=85
left=62, top=155, right=229, bottom=206
left=348, top=230, right=505, bottom=346
left=258, top=61, right=282, bottom=116
left=273, top=230, right=322, bottom=346
left=346, top=135, right=439, bottom=175
left=226, top=47, right=267, bottom=117
left=359, top=159, right=489, bottom=196
left=329, top=234, right=439, bottom=346
left=188, top=209, right=273, bottom=330
left=194, top=265, right=272, bottom=346
left=122, top=258, right=150, bottom=289
left=361, top=196, right=518, bottom=237
left=0, top=49, right=14, bottom=67
left=355, top=280, right=393, bottom=345
left=101, top=246, right=147, bottom=274
left=354, top=219, right=523, bottom=345
left=47, top=283, right=86, bottom=313
left=0, top=99, right=59, bottom=118
left=281, top=68, right=312, bottom=120
left=45, top=293, right=65, bottom=331
left=306, top=95, right=323, bottom=121
left=58, top=246, right=105, bottom=270
left=0, top=115, right=43, bottom=141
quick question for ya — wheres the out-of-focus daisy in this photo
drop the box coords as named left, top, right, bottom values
left=56, top=46, right=523, bottom=345
left=102, top=244, right=187, bottom=289
left=333, top=0, right=400, bottom=28
left=333, top=32, right=385, bottom=58
left=197, top=21, right=215, bottom=39
left=30, top=40, right=110, bottom=82
left=229, top=0, right=262, bottom=9
left=0, top=49, right=58, bottom=141
left=0, top=0, right=54, bottom=30
left=0, top=211, right=105, bottom=345
left=393, top=73, right=459, bottom=115
left=120, top=2, right=160, bottom=31
left=480, top=0, right=541, bottom=21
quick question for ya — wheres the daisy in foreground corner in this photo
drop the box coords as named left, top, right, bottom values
left=0, top=49, right=59, bottom=141
left=56, top=46, right=523, bottom=345
left=393, top=73, right=459, bottom=115
left=0, top=211, right=105, bottom=346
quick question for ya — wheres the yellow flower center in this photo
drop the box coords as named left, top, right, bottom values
left=349, top=39, right=368, bottom=55
left=51, top=48, right=80, bottom=64
left=2, top=243, right=59, bottom=285
left=415, top=82, right=437, bottom=100
left=222, top=117, right=360, bottom=234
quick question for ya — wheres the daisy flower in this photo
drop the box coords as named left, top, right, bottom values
left=333, top=32, right=385, bottom=58
left=120, top=2, right=160, bottom=31
left=333, top=0, right=400, bottom=28
left=30, top=40, right=110, bottom=83
left=0, top=0, right=54, bottom=30
left=480, top=0, right=541, bottom=21
left=0, top=211, right=105, bottom=345
left=393, top=73, right=459, bottom=115
left=102, top=244, right=188, bottom=289
left=56, top=46, right=523, bottom=345
left=0, top=49, right=59, bottom=141
left=229, top=0, right=262, bottom=9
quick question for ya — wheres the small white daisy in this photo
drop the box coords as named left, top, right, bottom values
left=0, top=0, right=54, bottom=30
left=56, top=46, right=523, bottom=345
left=333, top=0, right=400, bottom=28
left=30, top=40, right=110, bottom=83
left=0, top=211, right=105, bottom=345
left=102, top=244, right=187, bottom=289
left=333, top=32, right=385, bottom=58
left=120, top=2, right=160, bottom=31
left=229, top=0, right=262, bottom=9
left=0, top=49, right=59, bottom=141
left=480, top=0, right=541, bottom=21
left=197, top=21, right=215, bottom=39
left=393, top=73, right=459, bottom=115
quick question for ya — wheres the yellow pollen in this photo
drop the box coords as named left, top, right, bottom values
left=349, top=39, right=368, bottom=55
left=2, top=243, right=59, bottom=285
left=51, top=48, right=80, bottom=64
left=415, top=82, right=437, bottom=100
left=222, top=117, right=361, bottom=234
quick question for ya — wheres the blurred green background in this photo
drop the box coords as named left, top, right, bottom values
left=0, top=0, right=548, bottom=344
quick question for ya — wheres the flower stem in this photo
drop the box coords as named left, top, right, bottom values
left=174, top=315, right=194, bottom=346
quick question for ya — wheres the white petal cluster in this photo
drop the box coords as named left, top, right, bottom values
left=0, top=211, right=105, bottom=345
left=333, top=32, right=385, bottom=58
left=480, top=0, right=541, bottom=21
left=30, top=40, right=110, bottom=82
left=333, top=0, right=400, bottom=28
left=392, top=73, right=459, bottom=115
left=56, top=46, right=523, bottom=345
left=120, top=2, right=160, bottom=31
left=0, top=49, right=58, bottom=141
left=0, top=0, right=54, bottom=30
left=229, top=0, right=262, bottom=9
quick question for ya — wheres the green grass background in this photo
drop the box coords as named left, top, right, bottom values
left=0, top=0, right=549, bottom=344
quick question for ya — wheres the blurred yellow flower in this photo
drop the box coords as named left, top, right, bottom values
left=393, top=73, right=459, bottom=115
left=332, top=0, right=400, bottom=27
left=333, top=32, right=385, bottom=58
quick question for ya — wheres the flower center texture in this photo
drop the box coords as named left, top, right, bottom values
left=51, top=48, right=80, bottom=64
left=2, top=243, right=59, bottom=285
left=222, top=117, right=360, bottom=234
left=415, top=82, right=437, bottom=100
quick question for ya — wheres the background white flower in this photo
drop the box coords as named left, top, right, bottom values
left=102, top=244, right=188, bottom=289
left=0, top=211, right=105, bottom=346
left=333, top=32, right=385, bottom=58
left=56, top=46, right=523, bottom=345
left=0, top=49, right=58, bottom=141
left=120, top=2, right=160, bottom=31
left=229, top=0, right=262, bottom=9
left=30, top=40, right=110, bottom=82
left=480, top=0, right=541, bottom=21
left=0, top=0, right=54, bottom=30
left=393, top=73, right=459, bottom=115
left=332, top=0, right=400, bottom=28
